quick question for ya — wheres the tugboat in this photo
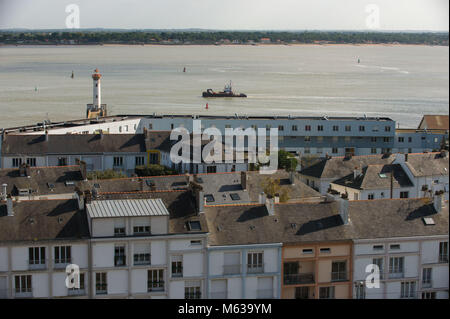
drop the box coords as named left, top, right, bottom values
left=202, top=81, right=247, bottom=98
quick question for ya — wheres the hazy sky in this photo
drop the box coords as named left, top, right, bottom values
left=0, top=0, right=448, bottom=31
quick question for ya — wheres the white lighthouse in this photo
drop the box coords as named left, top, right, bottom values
left=86, top=68, right=107, bottom=119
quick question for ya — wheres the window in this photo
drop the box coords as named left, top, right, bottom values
left=292, top=125, right=298, bottom=131
left=355, top=282, right=365, bottom=299
left=373, top=245, right=384, bottom=251
left=317, top=125, right=324, bottom=131
left=408, top=137, right=412, bottom=143
left=206, top=166, right=217, bottom=174
left=187, top=221, right=202, bottom=231
left=385, top=126, right=391, bottom=132
left=148, top=123, right=153, bottom=130
left=190, top=240, right=202, bottom=246
left=383, top=137, right=390, bottom=143
left=15, top=275, right=32, bottom=296
left=170, top=124, right=174, bottom=130
left=113, top=156, right=123, bottom=167
left=332, top=147, right=338, bottom=154
left=368, top=194, right=374, bottom=200
left=332, top=125, right=339, bottom=131
left=371, top=148, right=377, bottom=154
left=295, top=287, right=309, bottom=299
left=205, top=194, right=215, bottom=203
left=317, top=136, right=323, bottom=143
left=119, top=126, right=122, bottom=133
left=12, top=158, right=22, bottom=167
left=400, top=281, right=416, bottom=298
left=278, top=125, right=284, bottom=131
left=134, top=252, right=151, bottom=265
left=373, top=258, right=384, bottom=279
left=58, top=157, right=67, bottom=166
left=422, top=292, right=436, bottom=299
left=304, top=136, right=311, bottom=142
left=389, top=257, right=404, bottom=278
left=171, top=255, right=183, bottom=277
left=345, top=125, right=351, bottom=132
left=133, top=225, right=150, bottom=235
left=331, top=261, right=347, bottom=281
left=371, top=137, right=377, bottom=142
left=398, top=137, right=404, bottom=143
left=135, top=156, right=145, bottom=166
left=344, top=136, right=351, bottom=142
left=400, top=191, right=409, bottom=198
left=319, top=286, right=335, bottom=299
left=26, top=158, right=36, bottom=167
left=359, top=125, right=365, bottom=132
left=230, top=193, right=241, bottom=201
left=439, top=242, right=448, bottom=263
left=225, top=124, right=232, bottom=129
left=29, top=247, right=45, bottom=267
left=68, top=273, right=85, bottom=295
left=422, top=268, right=432, bottom=287
left=320, top=248, right=331, bottom=253
left=305, top=125, right=311, bottom=131
left=114, top=246, right=126, bottom=267
left=114, top=221, right=126, bottom=237
left=247, top=252, right=264, bottom=273
left=96, top=273, right=107, bottom=295
left=185, top=283, right=201, bottom=299
left=148, top=269, right=164, bottom=292
left=390, top=244, right=400, bottom=250
left=302, top=249, right=314, bottom=254
left=149, top=153, right=159, bottom=164
left=54, top=246, right=71, bottom=265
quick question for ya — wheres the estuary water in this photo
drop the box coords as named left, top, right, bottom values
left=0, top=44, right=448, bottom=128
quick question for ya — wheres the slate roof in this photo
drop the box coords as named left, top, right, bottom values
left=0, top=199, right=89, bottom=243
left=0, top=165, right=84, bottom=196
left=404, top=152, right=449, bottom=177
left=331, top=164, right=413, bottom=190
left=1, top=134, right=146, bottom=155
left=299, top=154, right=396, bottom=179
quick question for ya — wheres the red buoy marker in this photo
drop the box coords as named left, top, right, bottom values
left=206, top=103, right=208, bottom=109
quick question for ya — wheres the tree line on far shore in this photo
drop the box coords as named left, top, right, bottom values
left=0, top=30, right=448, bottom=45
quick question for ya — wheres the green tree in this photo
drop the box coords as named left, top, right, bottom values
left=135, top=164, right=177, bottom=177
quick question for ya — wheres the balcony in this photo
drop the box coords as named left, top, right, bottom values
left=96, top=285, right=107, bottom=295
left=247, top=263, right=264, bottom=274
left=422, top=281, right=432, bottom=289
left=134, top=254, right=151, bottom=266
left=388, top=270, right=404, bottom=279
left=439, top=255, right=448, bottom=263
left=68, top=288, right=86, bottom=296
left=14, top=288, right=33, bottom=298
left=54, top=258, right=72, bottom=269
left=283, top=273, right=315, bottom=285
left=147, top=281, right=164, bottom=292
left=28, top=259, right=46, bottom=270
left=331, top=271, right=348, bottom=282
left=172, top=267, right=183, bottom=278
left=210, top=291, right=227, bottom=299
left=257, top=289, right=273, bottom=299
left=223, top=264, right=241, bottom=275
left=114, top=256, right=127, bottom=267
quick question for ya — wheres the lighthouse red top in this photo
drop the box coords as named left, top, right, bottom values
left=92, top=68, right=102, bottom=80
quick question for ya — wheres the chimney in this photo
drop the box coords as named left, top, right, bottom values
left=241, top=171, right=247, bottom=190
left=265, top=197, right=275, bottom=216
left=187, top=174, right=193, bottom=184
left=405, top=153, right=408, bottom=162
left=258, top=192, right=266, bottom=204
left=353, top=167, right=360, bottom=179
left=75, top=190, right=84, bottom=210
left=1, top=184, right=7, bottom=201
left=289, top=171, right=295, bottom=185
left=6, top=196, right=14, bottom=216
left=45, top=130, right=49, bottom=142
left=84, top=190, right=92, bottom=204
left=433, top=193, right=443, bottom=213
left=76, top=159, right=87, bottom=181
left=339, top=198, right=349, bottom=225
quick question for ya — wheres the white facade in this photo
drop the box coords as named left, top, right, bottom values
left=207, top=244, right=282, bottom=299
left=353, top=236, right=449, bottom=299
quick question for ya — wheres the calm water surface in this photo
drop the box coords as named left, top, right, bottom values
left=0, top=44, right=448, bottom=128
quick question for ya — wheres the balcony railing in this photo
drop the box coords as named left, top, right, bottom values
left=247, top=263, right=264, bottom=274
left=388, top=270, right=404, bottom=279
left=210, top=291, right=227, bottom=299
left=114, top=256, right=127, bottom=267
left=283, top=273, right=315, bottom=285
left=148, top=281, right=164, bottom=292
left=14, top=288, right=33, bottom=298
left=96, top=285, right=107, bottom=295
left=134, top=254, right=151, bottom=266
left=172, top=267, right=183, bottom=278
left=257, top=289, right=273, bottom=299
left=185, top=292, right=202, bottom=299
left=28, top=259, right=47, bottom=270
left=331, top=271, right=348, bottom=282
left=439, top=255, right=448, bottom=263
left=54, top=258, right=72, bottom=269
left=223, top=264, right=241, bottom=275
left=422, top=281, right=432, bottom=289
left=68, top=288, right=86, bottom=296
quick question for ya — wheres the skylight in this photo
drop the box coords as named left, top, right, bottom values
left=423, top=217, right=435, bottom=225
left=187, top=221, right=201, bottom=231
left=379, top=173, right=387, bottom=178
left=230, top=193, right=241, bottom=201
left=205, top=194, right=215, bottom=203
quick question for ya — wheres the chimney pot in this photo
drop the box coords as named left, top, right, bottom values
left=1, top=184, right=7, bottom=201
left=241, top=171, right=247, bottom=190
left=259, top=192, right=266, bottom=204
left=265, top=197, right=275, bottom=216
